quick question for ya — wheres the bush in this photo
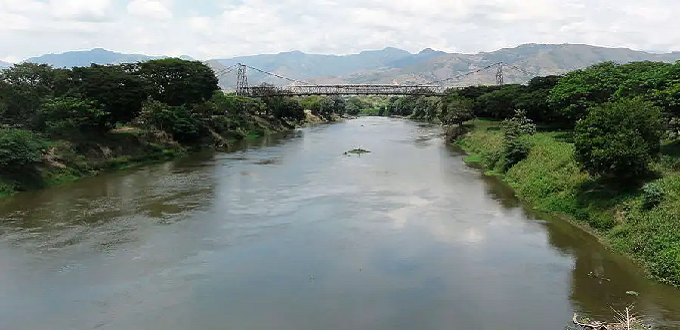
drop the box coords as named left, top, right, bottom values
left=38, top=97, right=109, bottom=136
left=503, top=109, right=536, bottom=140
left=642, top=182, right=664, bottom=210
left=500, top=110, right=535, bottom=171
left=137, top=99, right=205, bottom=143
left=574, top=98, right=663, bottom=182
left=503, top=138, right=531, bottom=171
left=0, top=128, right=47, bottom=171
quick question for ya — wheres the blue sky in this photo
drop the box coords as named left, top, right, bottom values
left=1, top=0, right=679, bottom=62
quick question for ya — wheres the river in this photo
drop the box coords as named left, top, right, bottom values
left=0, top=117, right=679, bottom=330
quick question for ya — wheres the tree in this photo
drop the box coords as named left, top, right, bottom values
left=346, top=97, right=370, bottom=116
left=137, top=99, right=205, bottom=143
left=514, top=75, right=562, bottom=123
left=66, top=64, right=148, bottom=125
left=474, top=84, right=524, bottom=119
left=441, top=99, right=474, bottom=126
left=38, top=97, right=109, bottom=136
left=0, top=128, right=46, bottom=172
left=0, top=63, right=60, bottom=128
left=139, top=58, right=219, bottom=106
left=574, top=98, right=663, bottom=182
left=500, top=109, right=536, bottom=171
left=548, top=62, right=625, bottom=126
left=270, top=97, right=305, bottom=122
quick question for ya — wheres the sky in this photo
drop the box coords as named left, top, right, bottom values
left=1, top=0, right=679, bottom=62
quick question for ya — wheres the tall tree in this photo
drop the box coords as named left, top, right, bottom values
left=0, top=63, right=60, bottom=127
left=139, top=58, right=219, bottom=107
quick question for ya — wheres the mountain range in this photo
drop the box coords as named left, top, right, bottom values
left=4, top=44, right=680, bottom=88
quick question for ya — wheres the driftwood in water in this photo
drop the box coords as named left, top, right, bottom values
left=573, top=314, right=607, bottom=329
left=573, top=307, right=650, bottom=330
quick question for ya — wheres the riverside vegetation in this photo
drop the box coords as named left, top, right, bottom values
left=375, top=61, right=680, bottom=288
left=0, top=59, right=356, bottom=196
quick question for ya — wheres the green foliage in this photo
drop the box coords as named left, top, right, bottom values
left=548, top=62, right=624, bottom=125
left=502, top=138, right=531, bottom=172
left=261, top=96, right=305, bottom=121
left=498, top=110, right=536, bottom=171
left=642, top=182, right=664, bottom=210
left=346, top=97, right=371, bottom=116
left=139, top=58, right=219, bottom=106
left=0, top=63, right=61, bottom=128
left=38, top=97, right=109, bottom=136
left=514, top=75, right=562, bottom=123
left=440, top=99, right=474, bottom=126
left=0, top=128, right=46, bottom=170
left=301, top=95, right=346, bottom=120
left=574, top=98, right=663, bottom=181
left=137, top=99, right=205, bottom=143
left=66, top=64, right=148, bottom=125
left=474, top=84, right=524, bottom=119
left=502, top=109, right=537, bottom=140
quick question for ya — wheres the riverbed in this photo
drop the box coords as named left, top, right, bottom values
left=1, top=117, right=678, bottom=330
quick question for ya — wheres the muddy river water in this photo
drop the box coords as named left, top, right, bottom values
left=1, top=117, right=679, bottom=330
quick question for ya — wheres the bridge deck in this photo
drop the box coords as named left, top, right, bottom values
left=243, top=84, right=444, bottom=96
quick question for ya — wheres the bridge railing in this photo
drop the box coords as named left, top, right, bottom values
left=244, top=84, right=445, bottom=96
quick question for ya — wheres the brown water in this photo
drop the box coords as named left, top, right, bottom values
left=1, top=117, right=679, bottom=330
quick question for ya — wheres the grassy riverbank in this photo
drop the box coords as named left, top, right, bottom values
left=457, top=120, right=680, bottom=286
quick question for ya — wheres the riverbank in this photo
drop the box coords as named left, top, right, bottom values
left=0, top=114, right=327, bottom=197
left=456, top=120, right=680, bottom=287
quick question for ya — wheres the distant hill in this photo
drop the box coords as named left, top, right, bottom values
left=22, top=48, right=192, bottom=68
left=213, top=47, right=413, bottom=80
left=340, top=44, right=680, bottom=86
left=0, top=60, right=11, bottom=69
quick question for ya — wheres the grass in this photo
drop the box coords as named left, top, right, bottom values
left=458, top=119, right=680, bottom=286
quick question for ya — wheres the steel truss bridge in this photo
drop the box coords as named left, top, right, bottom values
left=212, top=61, right=533, bottom=97
left=246, top=84, right=444, bottom=96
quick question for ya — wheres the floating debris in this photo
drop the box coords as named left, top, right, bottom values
left=573, top=306, right=651, bottom=330
left=343, top=148, right=371, bottom=156
left=254, top=158, right=281, bottom=165
left=626, top=291, right=640, bottom=296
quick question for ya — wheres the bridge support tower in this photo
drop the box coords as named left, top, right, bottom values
left=236, top=63, right=249, bottom=96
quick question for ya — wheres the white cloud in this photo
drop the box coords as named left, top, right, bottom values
left=127, top=0, right=172, bottom=20
left=50, top=0, right=114, bottom=21
left=0, top=0, right=679, bottom=61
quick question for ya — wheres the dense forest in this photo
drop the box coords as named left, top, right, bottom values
left=382, top=60, right=680, bottom=286
left=0, top=59, right=355, bottom=195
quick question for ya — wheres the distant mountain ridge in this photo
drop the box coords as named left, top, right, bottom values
left=9, top=44, right=680, bottom=88
left=22, top=48, right=195, bottom=68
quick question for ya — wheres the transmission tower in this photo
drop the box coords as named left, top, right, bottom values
left=496, top=63, right=504, bottom=85
left=236, top=63, right=249, bottom=96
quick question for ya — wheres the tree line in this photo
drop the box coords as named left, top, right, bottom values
left=384, top=61, right=680, bottom=185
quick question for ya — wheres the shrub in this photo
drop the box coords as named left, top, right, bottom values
left=137, top=99, right=205, bottom=143
left=574, top=98, right=663, bottom=183
left=38, top=97, right=109, bottom=136
left=503, top=138, right=531, bottom=171
left=0, top=128, right=47, bottom=171
left=500, top=110, right=535, bottom=171
left=503, top=109, right=536, bottom=140
left=642, top=182, right=664, bottom=210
